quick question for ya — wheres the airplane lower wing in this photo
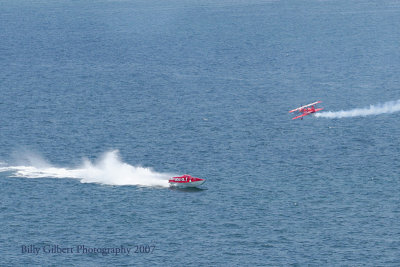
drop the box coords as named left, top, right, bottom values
left=292, top=113, right=310, bottom=120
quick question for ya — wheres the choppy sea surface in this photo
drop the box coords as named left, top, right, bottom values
left=1, top=0, right=400, bottom=266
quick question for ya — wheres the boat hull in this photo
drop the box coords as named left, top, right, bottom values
left=169, top=180, right=205, bottom=188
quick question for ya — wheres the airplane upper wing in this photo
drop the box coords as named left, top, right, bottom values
left=289, top=101, right=322, bottom=113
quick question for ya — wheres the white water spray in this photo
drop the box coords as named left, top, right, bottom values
left=0, top=150, right=173, bottom=187
left=315, top=99, right=400, bottom=118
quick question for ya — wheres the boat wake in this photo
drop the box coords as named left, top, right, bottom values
left=0, top=150, right=172, bottom=187
left=315, top=99, right=400, bottom=119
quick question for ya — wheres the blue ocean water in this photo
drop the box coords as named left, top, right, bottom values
left=1, top=0, right=400, bottom=265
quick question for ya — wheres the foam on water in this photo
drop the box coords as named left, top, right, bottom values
left=0, top=150, right=172, bottom=187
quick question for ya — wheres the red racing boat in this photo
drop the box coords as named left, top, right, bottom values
left=169, top=175, right=206, bottom=188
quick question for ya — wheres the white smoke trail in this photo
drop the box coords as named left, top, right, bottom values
left=315, top=99, right=400, bottom=118
left=0, top=150, right=173, bottom=187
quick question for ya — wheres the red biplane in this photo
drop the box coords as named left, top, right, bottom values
left=289, top=101, right=323, bottom=120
